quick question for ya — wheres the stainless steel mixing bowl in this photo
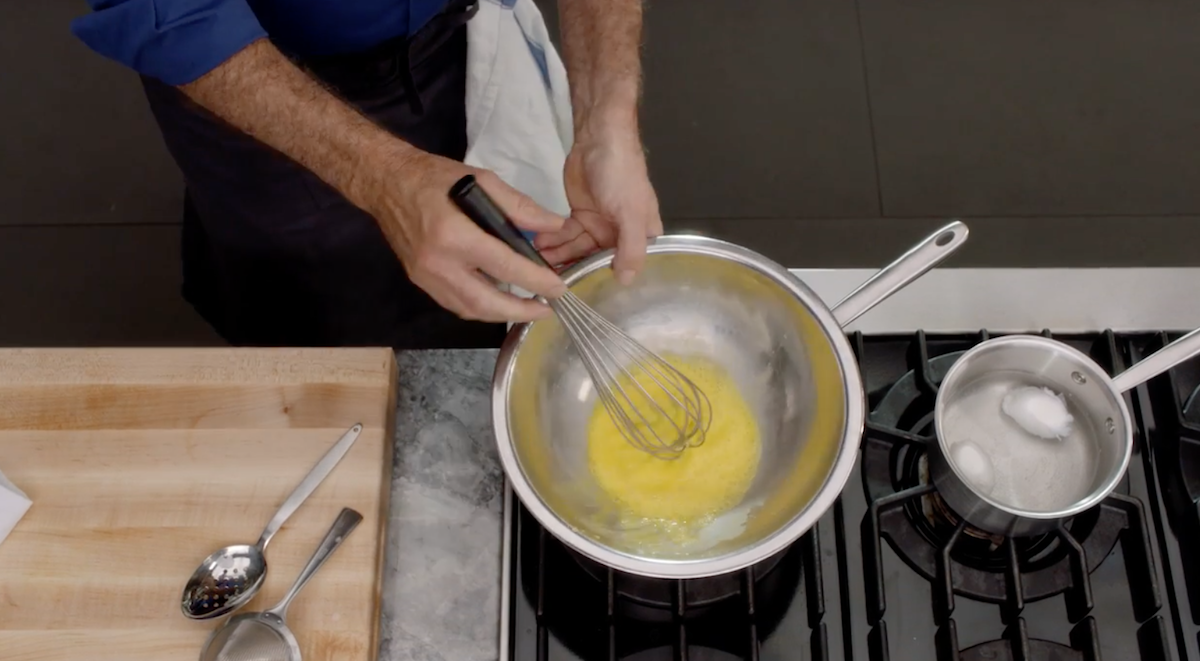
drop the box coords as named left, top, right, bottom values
left=493, top=230, right=967, bottom=578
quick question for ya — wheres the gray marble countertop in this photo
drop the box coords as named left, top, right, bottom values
left=379, top=349, right=504, bottom=661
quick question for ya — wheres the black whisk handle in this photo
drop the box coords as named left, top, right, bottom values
left=449, top=175, right=553, bottom=269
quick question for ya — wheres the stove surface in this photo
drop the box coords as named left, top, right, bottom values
left=503, top=331, right=1197, bottom=660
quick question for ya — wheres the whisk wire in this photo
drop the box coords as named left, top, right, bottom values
left=448, top=175, right=711, bottom=460
left=568, top=301, right=684, bottom=440
left=552, top=291, right=712, bottom=459
left=553, top=296, right=669, bottom=453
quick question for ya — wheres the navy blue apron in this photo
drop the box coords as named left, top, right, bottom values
left=140, top=0, right=503, bottom=349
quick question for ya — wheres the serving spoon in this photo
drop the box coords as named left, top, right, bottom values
left=179, top=423, right=363, bottom=620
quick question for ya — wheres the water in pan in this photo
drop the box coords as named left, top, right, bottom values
left=940, top=370, right=1101, bottom=512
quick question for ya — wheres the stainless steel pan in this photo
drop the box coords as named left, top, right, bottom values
left=931, top=329, right=1200, bottom=536
left=488, top=221, right=969, bottom=578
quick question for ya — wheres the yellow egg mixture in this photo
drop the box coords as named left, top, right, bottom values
left=586, top=354, right=761, bottom=529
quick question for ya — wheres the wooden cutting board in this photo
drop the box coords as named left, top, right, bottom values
left=0, top=348, right=397, bottom=661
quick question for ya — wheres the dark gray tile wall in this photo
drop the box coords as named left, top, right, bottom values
left=857, top=0, right=1200, bottom=217
left=637, top=0, right=879, bottom=220
left=1, top=1, right=215, bottom=346
left=2, top=1, right=182, bottom=228
left=3, top=0, right=1199, bottom=346
left=0, top=226, right=221, bottom=346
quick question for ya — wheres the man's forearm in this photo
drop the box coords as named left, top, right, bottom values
left=557, top=0, right=644, bottom=138
left=179, top=39, right=415, bottom=213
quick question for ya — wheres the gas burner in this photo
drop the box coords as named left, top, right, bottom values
left=568, top=544, right=789, bottom=615
left=622, top=649, right=741, bottom=661
left=956, top=616, right=1101, bottom=661
left=892, top=435, right=1105, bottom=575
left=861, top=351, right=1125, bottom=608
left=928, top=489, right=1002, bottom=545
left=960, top=640, right=1083, bottom=661
left=517, top=508, right=802, bottom=659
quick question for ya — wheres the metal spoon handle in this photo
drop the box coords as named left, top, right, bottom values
left=1111, top=328, right=1200, bottom=393
left=269, top=507, right=363, bottom=620
left=257, top=423, right=363, bottom=550
left=832, top=220, right=969, bottom=328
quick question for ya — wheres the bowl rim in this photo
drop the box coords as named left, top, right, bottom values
left=490, top=233, right=866, bottom=578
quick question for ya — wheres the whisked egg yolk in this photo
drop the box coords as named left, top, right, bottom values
left=586, top=354, right=761, bottom=524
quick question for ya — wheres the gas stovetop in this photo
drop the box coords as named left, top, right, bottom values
left=502, top=331, right=1200, bottom=661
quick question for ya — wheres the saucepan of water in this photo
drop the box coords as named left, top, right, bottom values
left=930, top=328, right=1200, bottom=536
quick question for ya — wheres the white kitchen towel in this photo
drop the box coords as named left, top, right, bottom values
left=464, top=0, right=574, bottom=217
left=464, top=0, right=575, bottom=316
left=0, top=467, right=32, bottom=547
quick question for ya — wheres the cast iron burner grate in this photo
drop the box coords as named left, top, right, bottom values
left=505, top=331, right=1187, bottom=661
left=861, top=346, right=1130, bottom=608
left=1131, top=332, right=1200, bottom=660
left=509, top=501, right=826, bottom=660
left=852, top=331, right=1168, bottom=661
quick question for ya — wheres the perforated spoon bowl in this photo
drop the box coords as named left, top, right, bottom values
left=180, top=423, right=362, bottom=620
left=199, top=507, right=363, bottom=661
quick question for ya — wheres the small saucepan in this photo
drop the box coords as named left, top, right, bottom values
left=930, top=328, right=1200, bottom=536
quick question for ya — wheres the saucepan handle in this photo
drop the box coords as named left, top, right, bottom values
left=1111, top=328, right=1200, bottom=393
left=831, top=220, right=970, bottom=328
left=450, top=175, right=553, bottom=269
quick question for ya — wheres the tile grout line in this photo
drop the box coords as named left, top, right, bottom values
left=851, top=0, right=886, bottom=218
left=0, top=221, right=181, bottom=229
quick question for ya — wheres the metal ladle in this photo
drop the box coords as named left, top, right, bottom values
left=181, top=423, right=363, bottom=620
left=199, top=507, right=363, bottom=661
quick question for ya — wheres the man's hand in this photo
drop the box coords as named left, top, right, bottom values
left=180, top=40, right=567, bottom=323
left=534, top=129, right=662, bottom=283
left=369, top=151, right=568, bottom=322
left=544, top=0, right=661, bottom=284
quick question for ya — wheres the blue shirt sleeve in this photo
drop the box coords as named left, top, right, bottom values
left=71, top=0, right=269, bottom=86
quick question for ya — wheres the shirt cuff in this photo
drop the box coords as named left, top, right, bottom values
left=71, top=0, right=269, bottom=86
